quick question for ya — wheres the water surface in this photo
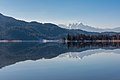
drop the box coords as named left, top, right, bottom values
left=0, top=42, right=120, bottom=80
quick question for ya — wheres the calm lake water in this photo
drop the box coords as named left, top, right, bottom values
left=0, top=42, right=120, bottom=80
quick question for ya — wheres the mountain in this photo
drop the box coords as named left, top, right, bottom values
left=59, top=23, right=103, bottom=32
left=59, top=23, right=120, bottom=32
left=107, top=27, right=120, bottom=32
left=0, top=13, right=119, bottom=40
left=0, top=13, right=94, bottom=40
left=0, top=13, right=67, bottom=40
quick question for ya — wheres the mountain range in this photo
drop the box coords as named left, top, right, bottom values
left=59, top=23, right=120, bottom=32
left=0, top=13, right=94, bottom=40
left=0, top=13, right=120, bottom=40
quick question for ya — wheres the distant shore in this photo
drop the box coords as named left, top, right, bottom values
left=96, top=40, right=120, bottom=42
left=64, top=40, right=120, bottom=43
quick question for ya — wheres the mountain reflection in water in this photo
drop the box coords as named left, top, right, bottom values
left=0, top=42, right=120, bottom=69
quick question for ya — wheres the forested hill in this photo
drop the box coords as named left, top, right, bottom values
left=0, top=13, right=119, bottom=40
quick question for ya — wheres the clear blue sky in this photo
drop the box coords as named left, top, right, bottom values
left=0, top=0, right=120, bottom=28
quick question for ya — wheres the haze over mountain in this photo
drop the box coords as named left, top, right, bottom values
left=59, top=23, right=120, bottom=32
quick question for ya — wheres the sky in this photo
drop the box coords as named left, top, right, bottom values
left=0, top=0, right=120, bottom=29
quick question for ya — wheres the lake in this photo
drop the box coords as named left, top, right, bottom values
left=0, top=42, right=120, bottom=80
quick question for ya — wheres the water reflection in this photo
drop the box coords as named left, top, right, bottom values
left=0, top=42, right=120, bottom=80
left=0, top=42, right=120, bottom=69
left=66, top=42, right=120, bottom=49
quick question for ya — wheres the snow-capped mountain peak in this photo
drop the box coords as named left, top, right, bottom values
left=59, top=22, right=103, bottom=32
left=58, top=22, right=120, bottom=32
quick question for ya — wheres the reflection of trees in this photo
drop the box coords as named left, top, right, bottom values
left=64, top=34, right=120, bottom=42
left=65, top=42, right=120, bottom=49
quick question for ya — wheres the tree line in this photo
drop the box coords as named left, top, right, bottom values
left=63, top=34, right=120, bottom=42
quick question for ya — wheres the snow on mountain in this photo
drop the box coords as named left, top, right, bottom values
left=59, top=23, right=120, bottom=32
